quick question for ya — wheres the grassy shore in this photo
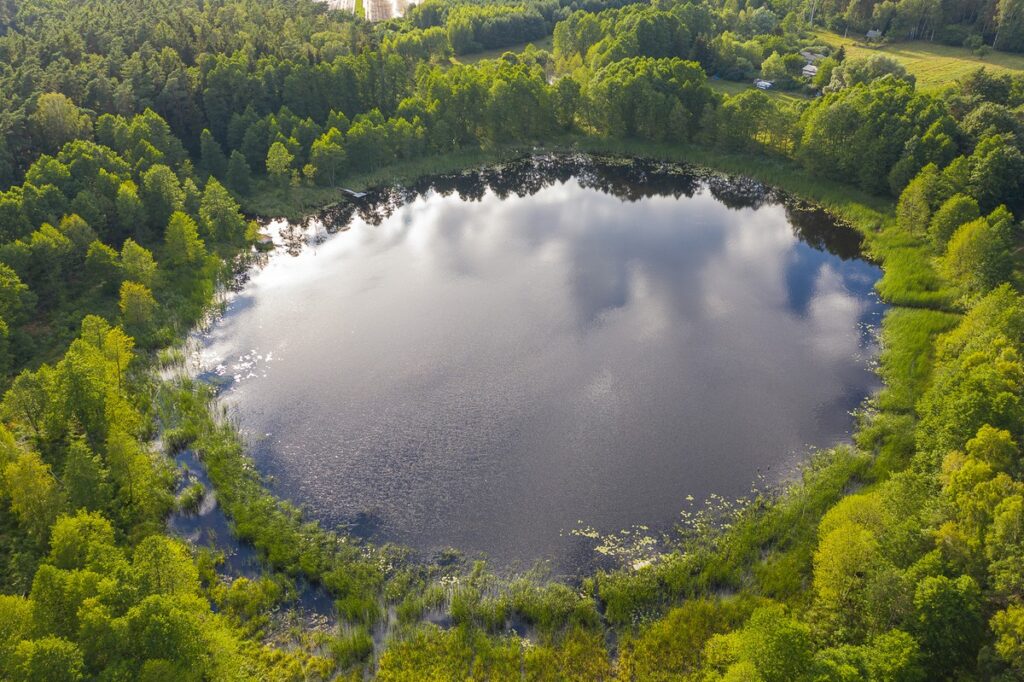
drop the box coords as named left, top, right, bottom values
left=567, top=137, right=893, bottom=227
left=240, top=136, right=894, bottom=233
left=238, top=147, right=534, bottom=220
left=207, top=139, right=979, bottom=675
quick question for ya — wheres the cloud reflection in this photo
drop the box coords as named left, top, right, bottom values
left=197, top=170, right=884, bottom=573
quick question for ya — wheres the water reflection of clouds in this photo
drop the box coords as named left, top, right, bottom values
left=391, top=183, right=737, bottom=328
left=196, top=175, right=885, bottom=571
left=807, top=265, right=870, bottom=362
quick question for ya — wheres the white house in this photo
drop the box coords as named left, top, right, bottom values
left=754, top=79, right=773, bottom=90
left=802, top=64, right=819, bottom=78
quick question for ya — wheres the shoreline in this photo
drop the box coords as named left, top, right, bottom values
left=163, top=149, right=908, bottom=626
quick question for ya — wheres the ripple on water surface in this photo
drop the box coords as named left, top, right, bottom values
left=193, top=156, right=885, bottom=574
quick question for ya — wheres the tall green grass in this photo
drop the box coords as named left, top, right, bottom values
left=592, top=446, right=873, bottom=626
left=869, top=227, right=956, bottom=309
left=876, top=307, right=961, bottom=413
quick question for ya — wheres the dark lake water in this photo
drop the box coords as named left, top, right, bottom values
left=193, top=156, right=884, bottom=573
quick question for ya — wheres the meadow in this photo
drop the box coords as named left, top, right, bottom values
left=448, top=36, right=554, bottom=65
left=814, top=30, right=1024, bottom=89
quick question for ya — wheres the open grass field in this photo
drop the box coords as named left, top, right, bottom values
left=449, top=35, right=554, bottom=65
left=813, top=30, right=1024, bottom=90
left=708, top=78, right=811, bottom=105
left=447, top=30, right=1024, bottom=92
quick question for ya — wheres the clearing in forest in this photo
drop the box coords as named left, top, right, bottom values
left=814, top=30, right=1024, bottom=89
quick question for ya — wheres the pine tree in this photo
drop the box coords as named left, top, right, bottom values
left=226, top=150, right=252, bottom=195
left=199, top=129, right=228, bottom=178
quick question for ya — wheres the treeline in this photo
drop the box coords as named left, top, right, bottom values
left=552, top=2, right=814, bottom=85
left=183, top=49, right=710, bottom=189
left=0, top=105, right=258, bottom=363
left=0, top=318, right=295, bottom=679
left=0, top=0, right=370, bottom=186
left=803, top=0, right=1022, bottom=49
left=406, top=0, right=639, bottom=55
left=444, top=4, right=550, bottom=55
left=0, top=108, right=346, bottom=676
left=228, top=52, right=1023, bottom=216
left=2, top=0, right=1023, bottom=193
left=554, top=4, right=716, bottom=69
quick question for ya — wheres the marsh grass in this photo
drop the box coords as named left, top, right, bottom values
left=177, top=481, right=206, bottom=513
left=868, top=226, right=957, bottom=308
left=331, top=626, right=374, bottom=669
left=589, top=446, right=872, bottom=626
left=874, top=248, right=956, bottom=308
left=876, top=307, right=961, bottom=413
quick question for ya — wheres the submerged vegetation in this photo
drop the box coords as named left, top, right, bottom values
left=0, top=0, right=1022, bottom=678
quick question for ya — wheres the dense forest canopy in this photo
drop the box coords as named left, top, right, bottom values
left=0, top=0, right=1023, bottom=678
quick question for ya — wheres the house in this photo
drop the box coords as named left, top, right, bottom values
left=799, top=50, right=827, bottom=63
left=866, top=29, right=882, bottom=41
left=754, top=79, right=773, bottom=90
left=802, top=64, right=819, bottom=78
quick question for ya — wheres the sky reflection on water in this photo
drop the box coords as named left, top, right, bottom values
left=196, top=158, right=884, bottom=573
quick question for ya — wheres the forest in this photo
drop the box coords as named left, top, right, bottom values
left=1, top=0, right=1024, bottom=678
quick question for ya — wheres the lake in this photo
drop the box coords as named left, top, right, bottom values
left=193, top=155, right=884, bottom=573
